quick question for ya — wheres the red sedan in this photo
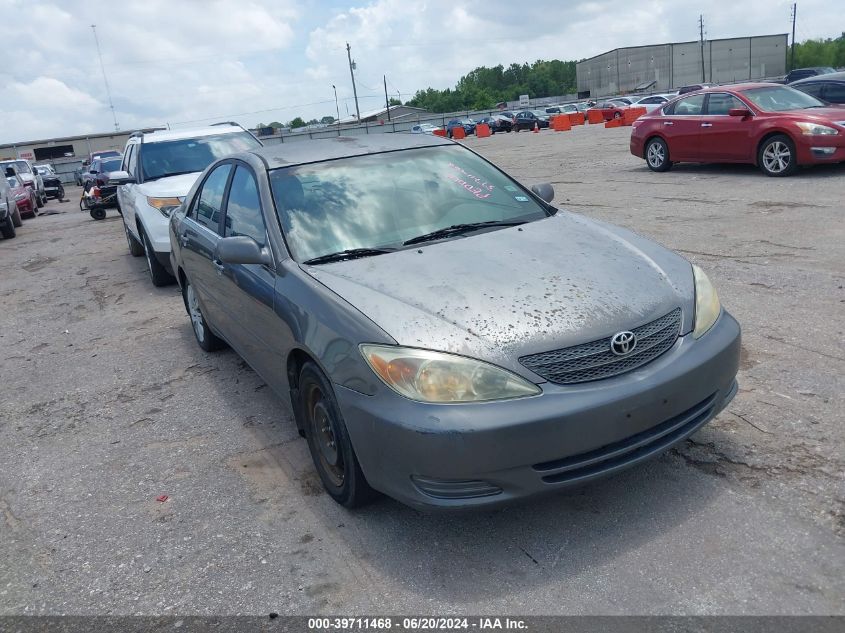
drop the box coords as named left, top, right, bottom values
left=588, top=100, right=627, bottom=121
left=6, top=175, right=38, bottom=218
left=630, top=83, right=845, bottom=176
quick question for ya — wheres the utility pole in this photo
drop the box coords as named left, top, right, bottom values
left=346, top=43, right=361, bottom=122
left=790, top=3, right=797, bottom=71
left=384, top=75, right=391, bottom=121
left=699, top=15, right=706, bottom=83
left=91, top=24, right=119, bottom=132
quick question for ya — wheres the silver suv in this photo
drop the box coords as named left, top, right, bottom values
left=112, top=123, right=261, bottom=286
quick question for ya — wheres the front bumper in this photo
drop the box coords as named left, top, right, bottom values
left=336, top=311, right=741, bottom=511
left=795, top=134, right=845, bottom=164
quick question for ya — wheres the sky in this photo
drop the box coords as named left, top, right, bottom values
left=0, top=0, right=839, bottom=144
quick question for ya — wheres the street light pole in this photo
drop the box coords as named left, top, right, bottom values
left=332, top=84, right=340, bottom=124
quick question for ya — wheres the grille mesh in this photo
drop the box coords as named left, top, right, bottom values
left=520, top=308, right=682, bottom=384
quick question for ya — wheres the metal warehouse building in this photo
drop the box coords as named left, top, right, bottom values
left=577, top=34, right=788, bottom=98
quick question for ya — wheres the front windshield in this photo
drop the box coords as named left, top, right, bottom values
left=140, top=131, right=260, bottom=181
left=5, top=160, right=31, bottom=174
left=742, top=85, right=825, bottom=111
left=270, top=145, right=550, bottom=263
left=101, top=158, right=122, bottom=172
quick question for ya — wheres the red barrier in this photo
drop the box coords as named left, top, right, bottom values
left=452, top=126, right=466, bottom=140
left=432, top=128, right=447, bottom=137
left=568, top=112, right=585, bottom=126
left=605, top=119, right=623, bottom=128
left=587, top=110, right=604, bottom=124
left=622, top=107, right=647, bottom=126
left=476, top=123, right=491, bottom=138
left=552, top=115, right=571, bottom=131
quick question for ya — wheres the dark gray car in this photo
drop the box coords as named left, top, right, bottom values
left=169, top=135, right=740, bottom=511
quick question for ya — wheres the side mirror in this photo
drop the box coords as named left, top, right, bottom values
left=108, top=170, right=136, bottom=185
left=531, top=183, right=555, bottom=203
left=4, top=167, right=14, bottom=178
left=216, top=236, right=273, bottom=266
left=728, top=108, right=752, bottom=117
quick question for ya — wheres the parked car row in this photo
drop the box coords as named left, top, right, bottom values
left=0, top=158, right=47, bottom=209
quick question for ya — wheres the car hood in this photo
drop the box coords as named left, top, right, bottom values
left=136, top=172, right=202, bottom=197
left=784, top=107, right=845, bottom=126
left=302, top=213, right=695, bottom=380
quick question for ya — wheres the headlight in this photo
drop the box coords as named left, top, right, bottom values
left=360, top=345, right=541, bottom=403
left=692, top=264, right=721, bottom=338
left=14, top=193, right=26, bottom=200
left=795, top=122, right=838, bottom=136
left=147, top=196, right=184, bottom=217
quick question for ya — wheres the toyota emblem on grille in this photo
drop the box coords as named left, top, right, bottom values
left=610, top=331, right=637, bottom=356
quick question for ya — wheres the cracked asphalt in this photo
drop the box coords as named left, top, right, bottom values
left=1, top=125, right=843, bottom=615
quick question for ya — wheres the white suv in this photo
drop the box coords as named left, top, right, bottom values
left=113, top=123, right=262, bottom=286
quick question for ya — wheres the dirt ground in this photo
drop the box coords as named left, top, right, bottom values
left=0, top=126, right=843, bottom=615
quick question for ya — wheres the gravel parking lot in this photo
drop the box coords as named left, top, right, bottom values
left=1, top=125, right=843, bottom=616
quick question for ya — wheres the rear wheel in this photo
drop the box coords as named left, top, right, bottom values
left=300, top=362, right=376, bottom=507
left=35, top=193, right=44, bottom=208
left=645, top=137, right=672, bottom=172
left=56, top=184, right=65, bottom=200
left=613, top=111, right=622, bottom=119
left=90, top=208, right=106, bottom=220
left=141, top=228, right=175, bottom=287
left=758, top=135, right=797, bottom=177
left=183, top=279, right=223, bottom=352
left=11, top=206, right=22, bottom=227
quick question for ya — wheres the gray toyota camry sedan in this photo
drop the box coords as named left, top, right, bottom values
left=169, top=134, right=740, bottom=511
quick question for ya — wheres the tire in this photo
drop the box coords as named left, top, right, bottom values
left=182, top=278, right=223, bottom=352
left=141, top=227, right=174, bottom=286
left=125, top=223, right=144, bottom=256
left=11, top=206, right=22, bottom=227
left=645, top=137, right=672, bottom=172
left=299, top=361, right=376, bottom=508
left=90, top=208, right=107, bottom=220
left=613, top=111, right=622, bottom=119
left=758, top=134, right=797, bottom=177
left=1, top=218, right=15, bottom=239
left=56, top=184, right=64, bottom=200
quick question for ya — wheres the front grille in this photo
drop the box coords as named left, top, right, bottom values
left=520, top=308, right=682, bottom=384
left=533, top=392, right=717, bottom=484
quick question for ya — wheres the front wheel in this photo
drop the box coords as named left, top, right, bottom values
left=645, top=137, right=672, bottom=172
left=56, top=184, right=65, bottom=200
left=183, top=279, right=223, bottom=352
left=11, top=206, right=22, bottom=227
left=300, top=362, right=376, bottom=508
left=125, top=223, right=144, bottom=256
left=141, top=228, right=175, bottom=287
left=758, top=135, right=797, bottom=177
left=90, top=208, right=107, bottom=220
left=1, top=218, right=15, bottom=239
left=35, top=193, right=44, bottom=208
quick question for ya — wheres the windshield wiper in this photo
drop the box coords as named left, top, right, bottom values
left=303, top=247, right=395, bottom=265
left=403, top=221, right=526, bottom=246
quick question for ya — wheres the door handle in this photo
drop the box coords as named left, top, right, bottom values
left=212, top=259, right=225, bottom=274
left=179, top=235, right=189, bottom=247
left=663, top=121, right=674, bottom=126
left=701, top=123, right=713, bottom=127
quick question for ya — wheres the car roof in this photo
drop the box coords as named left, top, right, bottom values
left=249, top=134, right=454, bottom=169
left=791, top=71, right=845, bottom=84
left=132, top=123, right=245, bottom=144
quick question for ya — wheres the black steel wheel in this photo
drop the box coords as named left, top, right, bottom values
left=141, top=228, right=175, bottom=287
left=90, top=208, right=106, bottom=220
left=299, top=362, right=376, bottom=507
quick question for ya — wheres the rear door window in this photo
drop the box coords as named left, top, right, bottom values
left=822, top=82, right=845, bottom=103
left=194, top=164, right=232, bottom=234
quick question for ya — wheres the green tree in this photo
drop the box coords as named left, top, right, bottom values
left=268, top=121, right=284, bottom=129
left=289, top=117, right=306, bottom=129
left=388, top=97, right=402, bottom=106
left=320, top=115, right=336, bottom=124
left=793, top=33, right=845, bottom=69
